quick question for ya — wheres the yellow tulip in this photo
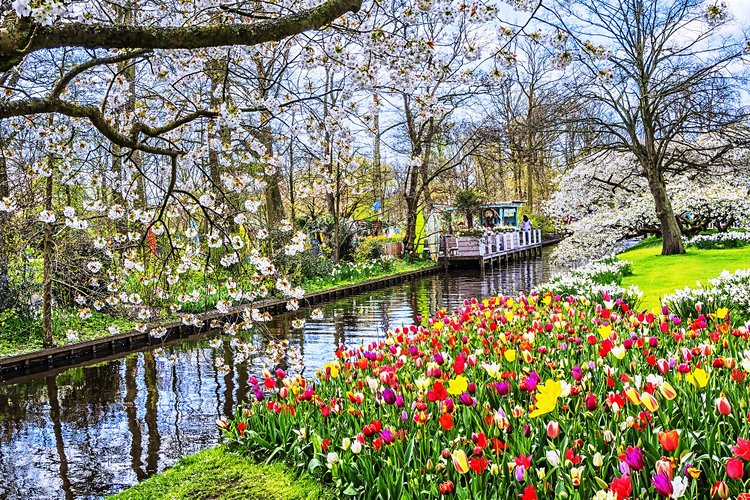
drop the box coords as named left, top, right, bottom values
left=447, top=375, right=469, bottom=395
left=598, top=324, right=612, bottom=339
left=686, top=368, right=710, bottom=389
left=504, top=349, right=517, bottom=362
left=624, top=386, right=641, bottom=405
left=716, top=307, right=729, bottom=320
left=452, top=449, right=470, bottom=474
left=660, top=381, right=677, bottom=400
left=641, top=392, right=659, bottom=412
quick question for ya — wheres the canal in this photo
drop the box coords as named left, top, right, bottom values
left=0, top=254, right=558, bottom=499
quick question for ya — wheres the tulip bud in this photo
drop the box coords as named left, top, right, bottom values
left=727, top=458, right=744, bottom=480
left=546, top=450, right=561, bottom=467
left=710, top=481, right=729, bottom=499
left=593, top=452, right=603, bottom=467
left=547, top=421, right=560, bottom=439
left=586, top=394, right=598, bottom=411
left=716, top=394, right=732, bottom=416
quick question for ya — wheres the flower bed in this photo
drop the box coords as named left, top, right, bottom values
left=687, top=232, right=750, bottom=250
left=537, top=258, right=642, bottom=306
left=662, top=269, right=750, bottom=325
left=221, top=288, right=750, bottom=499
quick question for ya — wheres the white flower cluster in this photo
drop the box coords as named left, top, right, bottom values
left=662, top=268, right=750, bottom=322
left=686, top=231, right=750, bottom=249
left=536, top=258, right=642, bottom=304
left=547, top=150, right=750, bottom=265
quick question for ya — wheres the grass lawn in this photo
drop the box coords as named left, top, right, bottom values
left=108, top=446, right=333, bottom=500
left=301, top=258, right=439, bottom=293
left=617, top=237, right=750, bottom=310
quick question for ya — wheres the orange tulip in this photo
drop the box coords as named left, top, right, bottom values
left=658, top=429, right=679, bottom=452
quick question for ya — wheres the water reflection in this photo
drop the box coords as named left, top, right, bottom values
left=0, top=256, right=557, bottom=499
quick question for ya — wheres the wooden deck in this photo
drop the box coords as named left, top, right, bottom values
left=439, top=229, right=545, bottom=268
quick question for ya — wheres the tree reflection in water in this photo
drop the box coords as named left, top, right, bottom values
left=0, top=255, right=557, bottom=499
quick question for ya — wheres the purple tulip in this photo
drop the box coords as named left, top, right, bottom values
left=625, top=446, right=645, bottom=471
left=444, top=398, right=455, bottom=414
left=515, top=465, right=525, bottom=481
left=380, top=428, right=395, bottom=444
left=433, top=352, right=444, bottom=365
left=495, top=381, right=510, bottom=396
left=459, top=392, right=475, bottom=406
left=571, top=365, right=583, bottom=381
left=652, top=471, right=673, bottom=497
left=382, top=388, right=397, bottom=405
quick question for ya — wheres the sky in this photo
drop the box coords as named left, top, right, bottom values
left=726, top=0, right=750, bottom=25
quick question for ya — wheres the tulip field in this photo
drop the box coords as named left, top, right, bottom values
left=221, top=289, right=750, bottom=499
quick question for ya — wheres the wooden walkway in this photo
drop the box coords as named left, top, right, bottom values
left=439, top=229, right=547, bottom=269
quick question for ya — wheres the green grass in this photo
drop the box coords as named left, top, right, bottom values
left=617, top=237, right=750, bottom=310
left=302, top=258, right=439, bottom=293
left=107, top=446, right=333, bottom=500
left=0, top=309, right=133, bottom=358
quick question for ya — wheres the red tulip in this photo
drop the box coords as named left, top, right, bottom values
left=727, top=458, right=744, bottom=480
left=439, top=480, right=455, bottom=495
left=716, top=395, right=732, bottom=416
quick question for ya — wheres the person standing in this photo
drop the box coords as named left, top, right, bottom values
left=521, top=215, right=532, bottom=245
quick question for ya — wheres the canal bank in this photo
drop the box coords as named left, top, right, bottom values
left=0, top=254, right=558, bottom=499
left=0, top=263, right=441, bottom=382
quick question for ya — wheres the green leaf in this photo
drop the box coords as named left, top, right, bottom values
left=308, top=458, right=322, bottom=474
left=594, top=476, right=609, bottom=490
left=343, top=485, right=360, bottom=496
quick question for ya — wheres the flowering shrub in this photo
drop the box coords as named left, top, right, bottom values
left=686, top=232, right=750, bottom=250
left=222, top=290, right=750, bottom=499
left=537, top=258, right=641, bottom=305
left=663, top=269, right=750, bottom=324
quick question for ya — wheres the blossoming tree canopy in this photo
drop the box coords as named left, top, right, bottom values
left=546, top=149, right=750, bottom=265
left=542, top=0, right=750, bottom=256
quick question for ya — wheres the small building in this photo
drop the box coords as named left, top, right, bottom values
left=444, top=201, right=524, bottom=230
left=477, top=202, right=523, bottom=228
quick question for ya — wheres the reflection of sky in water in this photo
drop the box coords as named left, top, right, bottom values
left=0, top=256, right=558, bottom=499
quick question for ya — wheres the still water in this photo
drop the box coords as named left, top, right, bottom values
left=0, top=255, right=557, bottom=499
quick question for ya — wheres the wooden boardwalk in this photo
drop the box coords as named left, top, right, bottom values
left=439, top=229, right=546, bottom=269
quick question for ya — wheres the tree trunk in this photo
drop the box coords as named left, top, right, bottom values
left=0, top=150, right=9, bottom=285
left=645, top=168, right=685, bottom=255
left=42, top=161, right=55, bottom=348
left=402, top=195, right=419, bottom=256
